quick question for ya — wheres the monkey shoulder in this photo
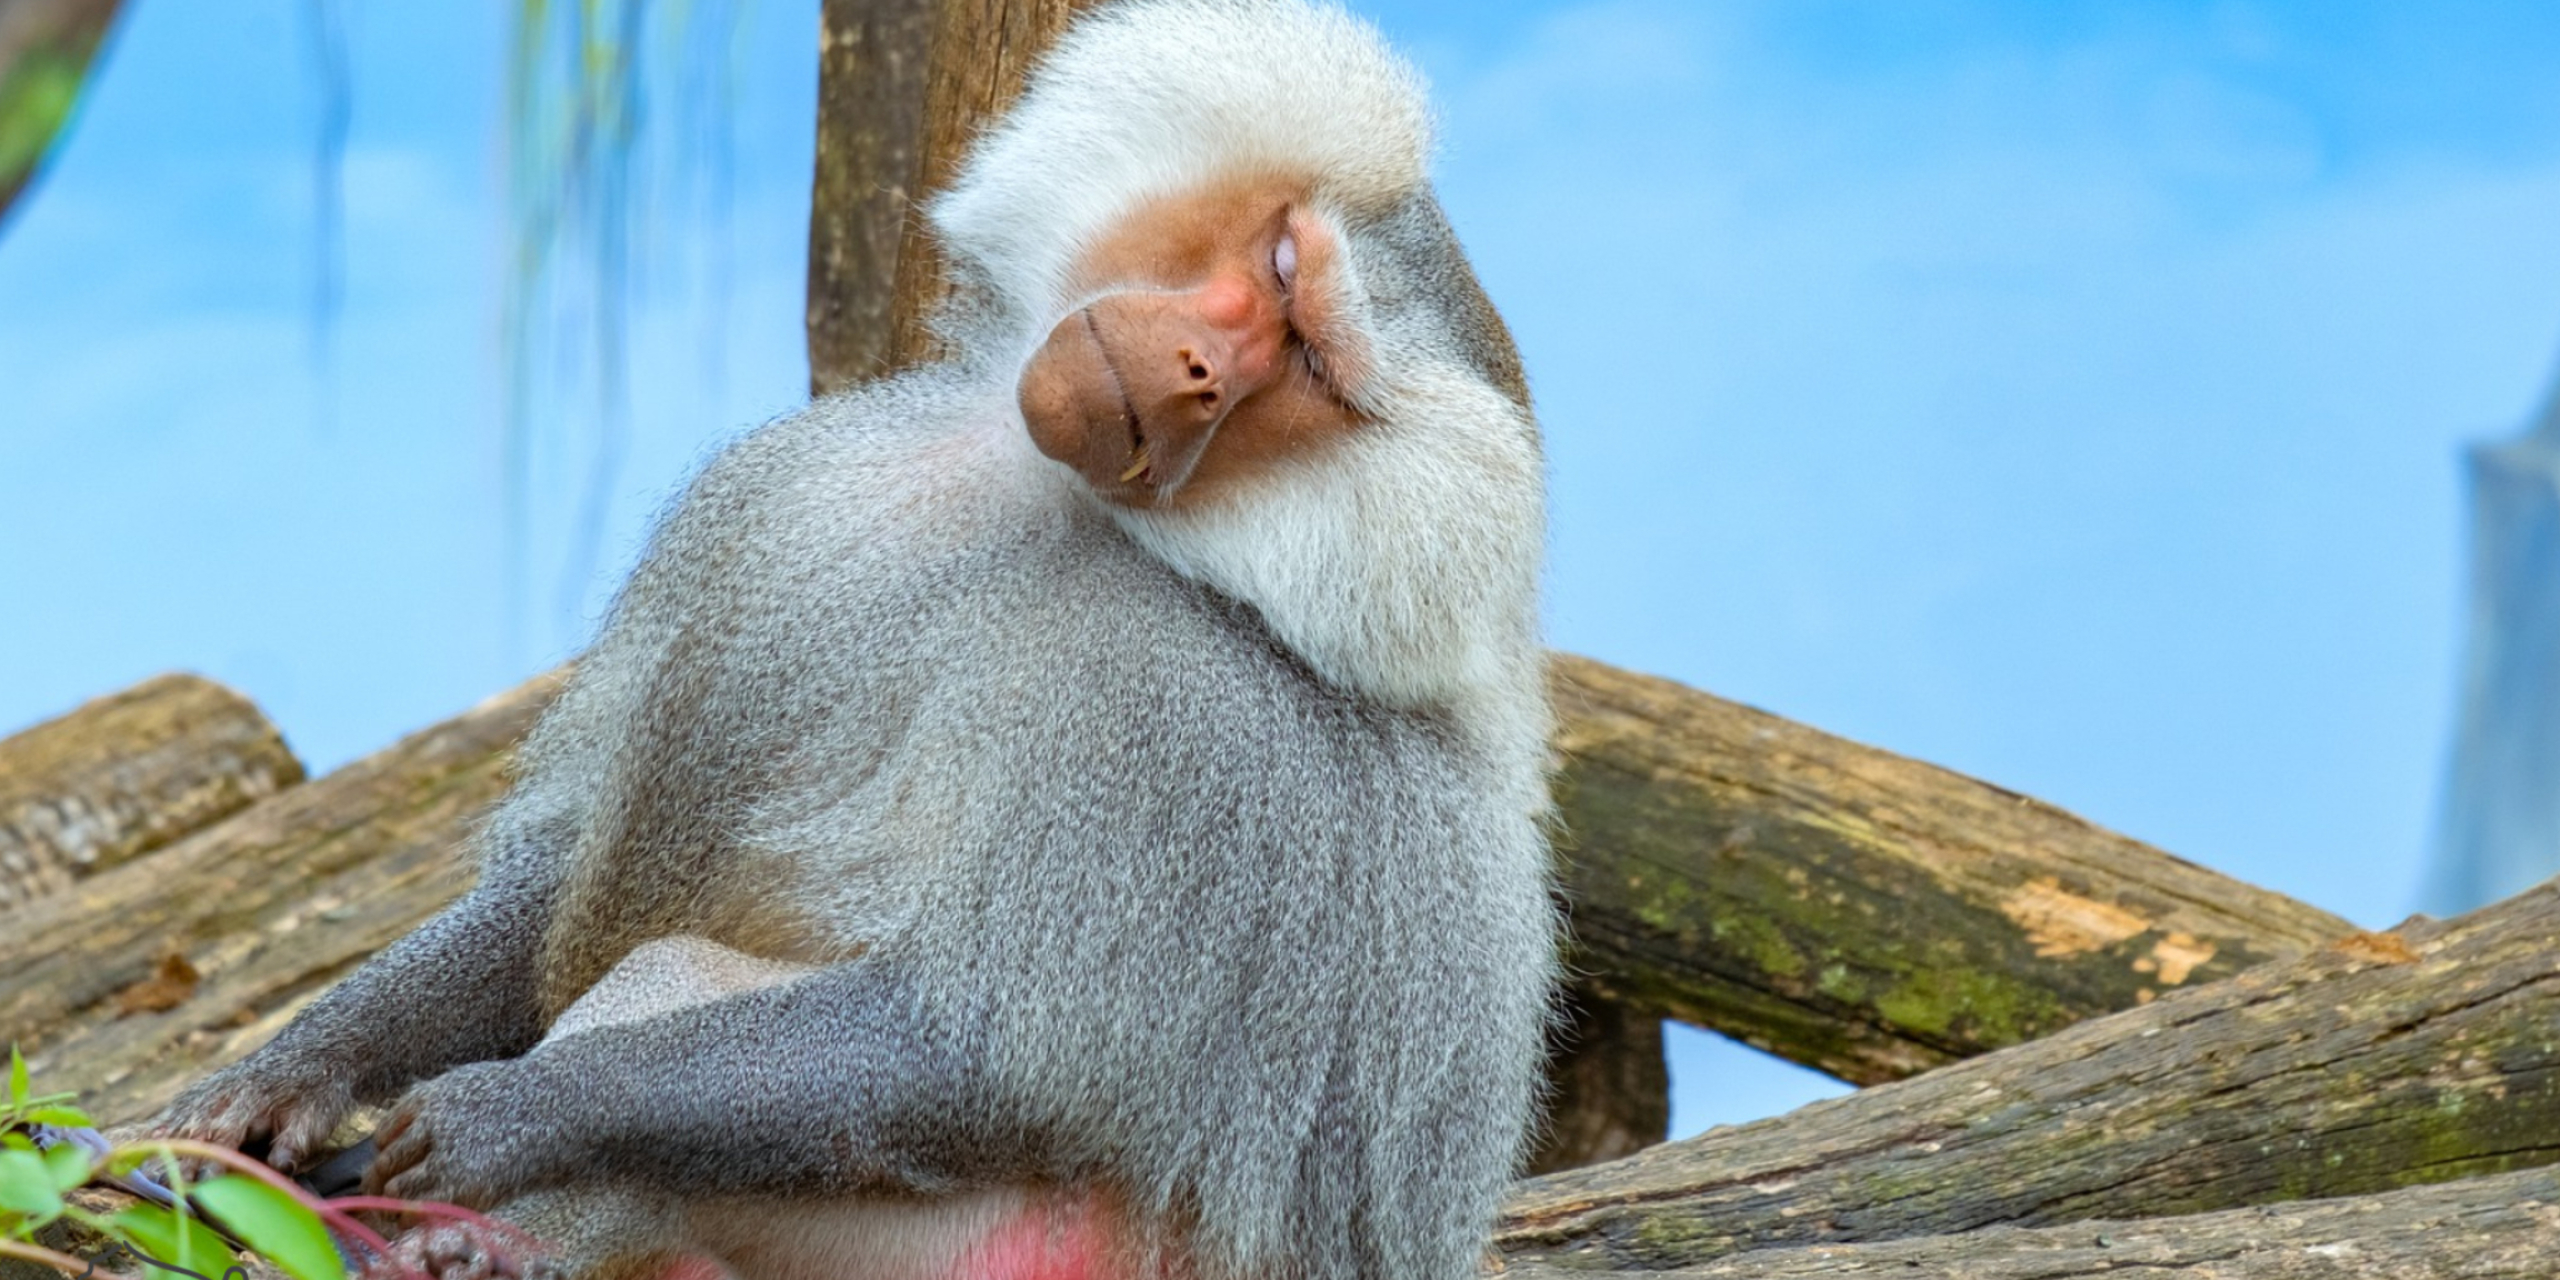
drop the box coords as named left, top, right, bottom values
left=603, top=372, right=1531, bottom=846
left=641, top=377, right=1191, bottom=652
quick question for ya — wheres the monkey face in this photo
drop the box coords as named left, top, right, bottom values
left=1017, top=178, right=1372, bottom=510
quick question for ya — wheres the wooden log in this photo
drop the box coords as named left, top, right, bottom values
left=5, top=657, right=2373, bottom=1128
left=0, top=676, right=560, bottom=1126
left=1548, top=654, right=2356, bottom=1083
left=1503, top=1167, right=2560, bottom=1279
left=0, top=674, right=304, bottom=913
left=1495, top=883, right=2560, bottom=1272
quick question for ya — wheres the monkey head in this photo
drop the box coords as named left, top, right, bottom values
left=931, top=0, right=1549, bottom=714
left=1015, top=179, right=1374, bottom=510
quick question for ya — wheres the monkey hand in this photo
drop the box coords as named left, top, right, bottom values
left=366, top=1059, right=558, bottom=1210
left=153, top=1049, right=357, bottom=1176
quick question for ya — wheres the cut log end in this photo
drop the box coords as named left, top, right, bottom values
left=0, top=673, right=305, bottom=913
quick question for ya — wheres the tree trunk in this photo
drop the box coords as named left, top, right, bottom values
left=0, top=673, right=303, bottom=913
left=1504, top=1166, right=2560, bottom=1279
left=1496, top=883, right=2560, bottom=1271
left=0, top=677, right=558, bottom=1126
left=806, top=0, right=935, bottom=396
left=1525, top=979, right=1670, bottom=1176
left=880, top=0, right=1105, bottom=367
left=807, top=0, right=1105, bottom=388
left=1548, top=654, right=2356, bottom=1084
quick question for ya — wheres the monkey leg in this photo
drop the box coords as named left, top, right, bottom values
left=355, top=1184, right=715, bottom=1280
left=377, top=937, right=814, bottom=1280
left=383, top=938, right=1146, bottom=1280
left=544, top=936, right=819, bottom=1040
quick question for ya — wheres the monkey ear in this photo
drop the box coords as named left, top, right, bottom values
left=1284, top=207, right=1382, bottom=412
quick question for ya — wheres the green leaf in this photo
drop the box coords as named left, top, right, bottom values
left=0, top=1133, right=32, bottom=1153
left=104, top=1147, right=182, bottom=1196
left=0, top=1147, right=64, bottom=1225
left=23, top=1106, right=93, bottom=1128
left=6, top=1046, right=26, bottom=1106
left=108, top=1201, right=237, bottom=1278
left=41, top=1140, right=90, bottom=1193
left=195, top=1175, right=345, bottom=1280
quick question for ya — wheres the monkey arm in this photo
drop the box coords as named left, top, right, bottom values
left=369, top=957, right=998, bottom=1208
left=285, top=783, right=583, bottom=1103
left=156, top=802, right=571, bottom=1169
left=304, top=874, right=562, bottom=1102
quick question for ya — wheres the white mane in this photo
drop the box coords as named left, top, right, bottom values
left=931, top=0, right=1433, bottom=330
left=930, top=0, right=1546, bottom=743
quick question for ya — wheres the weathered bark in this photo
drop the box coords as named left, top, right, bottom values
left=1495, top=885, right=2560, bottom=1272
left=0, top=674, right=304, bottom=913
left=806, top=0, right=936, bottom=396
left=0, top=676, right=559, bottom=1126
left=1548, top=654, right=2357, bottom=1084
left=1525, top=980, right=1669, bottom=1176
left=1504, top=1166, right=2560, bottom=1279
left=880, top=0, right=1104, bottom=367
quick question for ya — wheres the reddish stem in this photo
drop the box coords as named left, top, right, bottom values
left=320, top=1197, right=534, bottom=1244
left=123, top=1139, right=404, bottom=1263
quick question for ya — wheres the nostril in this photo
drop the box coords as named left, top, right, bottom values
left=1178, top=347, right=1210, bottom=382
left=1198, top=390, right=1219, bottom=411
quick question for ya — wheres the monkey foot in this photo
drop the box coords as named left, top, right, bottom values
left=359, top=1221, right=565, bottom=1280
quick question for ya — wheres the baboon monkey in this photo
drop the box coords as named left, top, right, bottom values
left=156, top=1, right=1557, bottom=1276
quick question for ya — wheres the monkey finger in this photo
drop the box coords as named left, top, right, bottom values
left=358, top=1227, right=450, bottom=1280
left=373, top=1103, right=417, bottom=1145
left=266, top=1105, right=342, bottom=1174
left=177, top=1100, right=275, bottom=1180
left=364, top=1147, right=423, bottom=1201
left=161, top=1096, right=246, bottom=1149
left=365, top=1125, right=430, bottom=1197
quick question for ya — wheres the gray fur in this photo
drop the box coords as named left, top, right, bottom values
left=159, top=4, right=1556, bottom=1278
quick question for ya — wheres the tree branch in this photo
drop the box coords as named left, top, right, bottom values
left=1549, top=654, right=2355, bottom=1083
left=1498, top=882, right=2557, bottom=1270
left=1503, top=1166, right=2560, bottom=1279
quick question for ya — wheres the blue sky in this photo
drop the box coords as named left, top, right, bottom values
left=3, top=1, right=2557, bottom=1135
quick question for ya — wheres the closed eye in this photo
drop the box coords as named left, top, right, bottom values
left=1272, top=230, right=1322, bottom=379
